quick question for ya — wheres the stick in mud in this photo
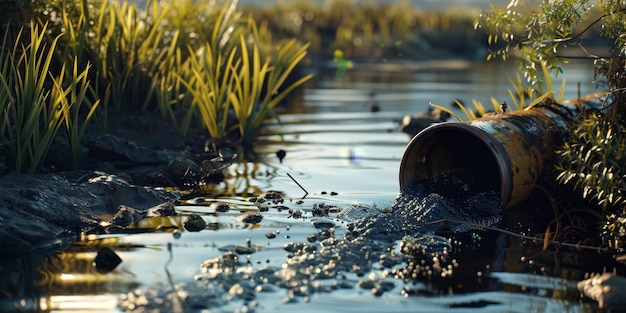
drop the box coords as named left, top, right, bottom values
left=287, top=173, right=309, bottom=199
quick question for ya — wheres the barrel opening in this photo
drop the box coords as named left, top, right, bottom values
left=400, top=124, right=505, bottom=204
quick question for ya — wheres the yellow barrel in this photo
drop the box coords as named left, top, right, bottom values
left=399, top=104, right=573, bottom=208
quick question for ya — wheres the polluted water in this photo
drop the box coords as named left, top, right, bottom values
left=119, top=169, right=502, bottom=312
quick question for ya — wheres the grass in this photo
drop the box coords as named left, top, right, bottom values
left=228, top=35, right=312, bottom=152
left=0, top=0, right=317, bottom=172
left=0, top=0, right=499, bottom=173
left=56, top=59, right=100, bottom=169
left=0, top=23, right=64, bottom=173
left=431, top=61, right=566, bottom=122
left=0, top=23, right=94, bottom=173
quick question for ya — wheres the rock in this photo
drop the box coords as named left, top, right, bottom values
left=198, top=253, right=241, bottom=276
left=85, top=174, right=179, bottom=214
left=311, top=218, right=337, bottom=229
left=183, top=214, right=207, bottom=232
left=145, top=201, right=177, bottom=217
left=148, top=157, right=228, bottom=187
left=249, top=190, right=284, bottom=205
left=400, top=108, right=450, bottom=137
left=237, top=213, right=263, bottom=224
left=167, top=157, right=205, bottom=183
left=210, top=202, right=231, bottom=213
left=109, top=205, right=142, bottom=228
left=312, top=203, right=330, bottom=217
left=94, top=246, right=122, bottom=274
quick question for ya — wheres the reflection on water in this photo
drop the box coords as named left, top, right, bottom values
left=1, top=59, right=617, bottom=312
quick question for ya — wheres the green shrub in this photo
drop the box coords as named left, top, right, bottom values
left=556, top=114, right=626, bottom=209
left=478, top=0, right=626, bottom=249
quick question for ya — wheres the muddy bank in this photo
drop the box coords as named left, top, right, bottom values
left=0, top=173, right=179, bottom=259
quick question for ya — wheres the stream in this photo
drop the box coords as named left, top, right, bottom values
left=4, top=59, right=623, bottom=312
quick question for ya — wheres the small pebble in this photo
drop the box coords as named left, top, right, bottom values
left=183, top=214, right=206, bottom=232
left=311, top=218, right=336, bottom=229
left=211, top=202, right=231, bottom=213
left=187, top=196, right=206, bottom=205
left=273, top=205, right=289, bottom=212
left=237, top=212, right=263, bottom=224
left=94, top=246, right=122, bottom=274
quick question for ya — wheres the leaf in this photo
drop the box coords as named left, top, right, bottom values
left=524, top=91, right=553, bottom=110
left=543, top=226, right=551, bottom=251
left=431, top=103, right=464, bottom=122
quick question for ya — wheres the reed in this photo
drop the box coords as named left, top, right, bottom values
left=0, top=23, right=93, bottom=173
left=432, top=62, right=563, bottom=122
left=247, top=0, right=479, bottom=59
left=174, top=0, right=312, bottom=154
left=52, top=0, right=169, bottom=114
left=56, top=59, right=100, bottom=170
left=228, top=34, right=312, bottom=151
left=179, top=40, right=237, bottom=139
left=150, top=31, right=195, bottom=131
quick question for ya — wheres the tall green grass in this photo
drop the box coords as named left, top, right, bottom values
left=0, top=0, right=314, bottom=172
left=172, top=1, right=312, bottom=154
left=228, top=35, right=312, bottom=149
left=57, top=59, right=100, bottom=169
left=0, top=23, right=95, bottom=173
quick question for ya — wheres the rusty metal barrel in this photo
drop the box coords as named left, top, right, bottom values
left=399, top=104, right=574, bottom=208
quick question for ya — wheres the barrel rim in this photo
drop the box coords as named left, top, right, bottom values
left=399, top=122, right=513, bottom=208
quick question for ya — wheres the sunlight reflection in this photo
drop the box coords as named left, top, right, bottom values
left=41, top=295, right=118, bottom=311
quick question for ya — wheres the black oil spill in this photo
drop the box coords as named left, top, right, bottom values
left=348, top=169, right=502, bottom=241
left=119, top=169, right=502, bottom=312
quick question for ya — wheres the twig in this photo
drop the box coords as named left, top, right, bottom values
left=287, top=173, right=308, bottom=199
left=423, top=218, right=618, bottom=253
left=165, top=242, right=184, bottom=313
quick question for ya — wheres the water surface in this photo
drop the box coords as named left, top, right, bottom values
left=24, top=59, right=621, bottom=312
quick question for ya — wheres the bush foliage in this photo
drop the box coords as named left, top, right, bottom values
left=477, top=0, right=626, bottom=249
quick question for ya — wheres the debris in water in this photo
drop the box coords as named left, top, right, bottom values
left=183, top=213, right=206, bottom=232
left=276, top=149, right=286, bottom=163
left=94, top=246, right=122, bottom=274
left=237, top=212, right=263, bottom=224
left=210, top=202, right=230, bottom=213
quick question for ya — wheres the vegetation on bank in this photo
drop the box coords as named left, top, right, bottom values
left=477, top=0, right=626, bottom=251
left=0, top=0, right=314, bottom=173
